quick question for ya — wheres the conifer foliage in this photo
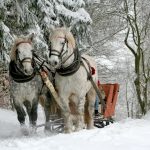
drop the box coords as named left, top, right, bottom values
left=0, top=0, right=92, bottom=66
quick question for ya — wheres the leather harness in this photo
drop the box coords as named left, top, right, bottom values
left=9, top=60, right=36, bottom=83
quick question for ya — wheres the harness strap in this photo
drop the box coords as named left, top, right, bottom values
left=61, top=49, right=74, bottom=65
left=33, top=52, right=51, bottom=72
left=56, top=47, right=81, bottom=76
left=32, top=53, right=56, bottom=95
left=16, top=41, right=32, bottom=47
left=81, top=58, right=106, bottom=109
left=81, top=57, right=93, bottom=80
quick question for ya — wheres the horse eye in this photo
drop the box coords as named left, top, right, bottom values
left=31, top=49, right=34, bottom=53
left=17, top=50, right=20, bottom=54
left=61, top=41, right=65, bottom=45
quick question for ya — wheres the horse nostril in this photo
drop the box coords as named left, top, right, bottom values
left=54, top=61, right=58, bottom=66
left=24, top=69, right=27, bottom=73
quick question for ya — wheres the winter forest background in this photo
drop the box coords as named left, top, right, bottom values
left=0, top=0, right=150, bottom=119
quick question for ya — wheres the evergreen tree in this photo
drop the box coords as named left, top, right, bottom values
left=0, top=0, right=92, bottom=67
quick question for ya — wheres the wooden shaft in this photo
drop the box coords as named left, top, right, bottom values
left=40, top=71, right=64, bottom=110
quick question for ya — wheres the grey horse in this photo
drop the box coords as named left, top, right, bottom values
left=9, top=34, right=53, bottom=134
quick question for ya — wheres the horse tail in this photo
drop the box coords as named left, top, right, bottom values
left=84, top=87, right=96, bottom=129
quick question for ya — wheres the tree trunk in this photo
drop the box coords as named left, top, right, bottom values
left=134, top=55, right=146, bottom=115
left=134, top=77, right=146, bottom=115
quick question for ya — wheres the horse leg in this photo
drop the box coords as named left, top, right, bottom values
left=75, top=96, right=86, bottom=132
left=86, top=87, right=96, bottom=129
left=24, top=99, right=38, bottom=134
left=24, top=100, right=32, bottom=122
left=14, top=103, right=26, bottom=125
left=42, top=92, right=52, bottom=131
left=14, top=102, right=29, bottom=135
left=30, top=99, right=38, bottom=126
left=63, top=110, right=72, bottom=133
left=60, top=96, right=72, bottom=133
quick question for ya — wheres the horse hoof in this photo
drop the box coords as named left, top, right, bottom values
left=20, top=125, right=29, bottom=136
left=87, top=126, right=94, bottom=130
left=75, top=128, right=82, bottom=132
left=64, top=128, right=72, bottom=133
left=29, top=126, right=37, bottom=135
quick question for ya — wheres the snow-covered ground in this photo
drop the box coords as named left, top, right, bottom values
left=0, top=108, right=150, bottom=150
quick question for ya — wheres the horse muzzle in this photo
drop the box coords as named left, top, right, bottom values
left=24, top=67, right=34, bottom=75
left=22, top=59, right=34, bottom=75
left=49, top=58, right=60, bottom=69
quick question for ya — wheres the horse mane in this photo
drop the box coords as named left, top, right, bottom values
left=10, top=36, right=32, bottom=61
left=49, top=27, right=76, bottom=49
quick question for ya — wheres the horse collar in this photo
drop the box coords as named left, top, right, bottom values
left=56, top=48, right=81, bottom=76
left=9, top=61, right=36, bottom=83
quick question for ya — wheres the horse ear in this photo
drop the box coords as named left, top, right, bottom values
left=29, top=33, right=34, bottom=42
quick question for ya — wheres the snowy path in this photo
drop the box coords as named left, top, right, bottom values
left=0, top=108, right=150, bottom=150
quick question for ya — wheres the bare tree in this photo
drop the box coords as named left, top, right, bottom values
left=124, top=0, right=150, bottom=115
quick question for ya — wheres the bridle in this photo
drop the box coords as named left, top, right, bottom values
left=48, top=36, right=81, bottom=76
left=49, top=36, right=68, bottom=58
left=49, top=36, right=75, bottom=67
left=15, top=41, right=34, bottom=68
left=9, top=41, right=37, bottom=83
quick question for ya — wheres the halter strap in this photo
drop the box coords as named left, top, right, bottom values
left=21, top=58, right=32, bottom=63
left=16, top=41, right=32, bottom=47
left=57, top=37, right=66, bottom=39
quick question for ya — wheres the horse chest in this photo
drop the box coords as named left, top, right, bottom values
left=11, top=81, right=38, bottom=102
left=55, top=74, right=89, bottom=95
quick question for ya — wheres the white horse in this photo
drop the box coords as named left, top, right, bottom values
left=48, top=27, right=98, bottom=133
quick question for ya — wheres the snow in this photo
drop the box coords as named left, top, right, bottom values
left=57, top=0, right=85, bottom=7
left=0, top=108, right=150, bottom=150
left=95, top=56, right=114, bottom=69
left=56, top=4, right=92, bottom=24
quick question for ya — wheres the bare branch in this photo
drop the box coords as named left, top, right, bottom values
left=124, top=28, right=137, bottom=57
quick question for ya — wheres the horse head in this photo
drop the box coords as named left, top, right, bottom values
left=10, top=33, right=35, bottom=75
left=48, top=27, right=76, bottom=69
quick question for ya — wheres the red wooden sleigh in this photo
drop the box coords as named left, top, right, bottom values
left=94, top=83, right=119, bottom=128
